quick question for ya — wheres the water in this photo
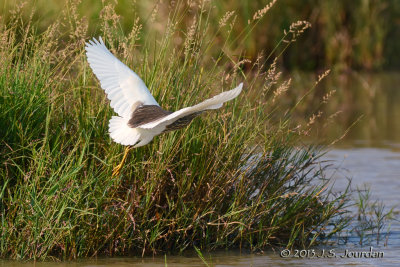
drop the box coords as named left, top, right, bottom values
left=297, top=71, right=400, bottom=145
left=325, top=146, right=400, bottom=210
left=2, top=73, right=399, bottom=266
left=322, top=145, right=400, bottom=251
left=0, top=248, right=398, bottom=266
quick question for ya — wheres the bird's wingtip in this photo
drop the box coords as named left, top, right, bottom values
left=85, top=37, right=105, bottom=47
left=235, top=82, right=243, bottom=95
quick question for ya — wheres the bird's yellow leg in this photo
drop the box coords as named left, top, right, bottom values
left=112, top=146, right=132, bottom=177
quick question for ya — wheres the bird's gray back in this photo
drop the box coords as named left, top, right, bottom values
left=128, top=105, right=172, bottom=128
left=128, top=105, right=202, bottom=131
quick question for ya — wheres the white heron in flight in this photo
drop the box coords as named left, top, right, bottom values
left=85, top=37, right=243, bottom=176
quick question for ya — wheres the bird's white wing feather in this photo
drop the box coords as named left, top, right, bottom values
left=138, top=83, right=243, bottom=130
left=85, top=37, right=159, bottom=119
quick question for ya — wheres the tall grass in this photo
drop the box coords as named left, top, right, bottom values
left=1, top=0, right=349, bottom=260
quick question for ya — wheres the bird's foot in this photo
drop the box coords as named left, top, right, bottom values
left=112, top=163, right=123, bottom=177
left=111, top=146, right=132, bottom=177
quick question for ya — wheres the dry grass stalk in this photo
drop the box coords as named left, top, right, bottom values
left=263, top=58, right=281, bottom=95
left=300, top=111, right=323, bottom=135
left=9, top=1, right=27, bottom=22
left=184, top=16, right=198, bottom=59
left=273, top=78, right=291, bottom=102
left=232, top=58, right=251, bottom=78
left=316, top=69, right=331, bottom=85
left=219, top=11, right=235, bottom=28
left=322, top=110, right=343, bottom=128
left=39, top=22, right=60, bottom=63
left=150, top=2, right=159, bottom=22
left=253, top=0, right=277, bottom=21
left=307, top=111, right=323, bottom=127
left=100, top=2, right=120, bottom=53
left=322, top=89, right=336, bottom=104
left=63, top=0, right=88, bottom=48
left=122, top=17, right=143, bottom=61
left=284, top=20, right=311, bottom=43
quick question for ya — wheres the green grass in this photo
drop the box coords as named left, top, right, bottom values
left=0, top=0, right=349, bottom=260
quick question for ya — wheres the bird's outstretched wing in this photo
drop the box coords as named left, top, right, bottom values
left=137, top=83, right=243, bottom=130
left=85, top=37, right=159, bottom=119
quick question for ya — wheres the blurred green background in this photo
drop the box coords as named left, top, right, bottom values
left=1, top=0, right=399, bottom=72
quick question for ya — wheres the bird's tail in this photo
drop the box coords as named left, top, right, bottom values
left=109, top=116, right=140, bottom=146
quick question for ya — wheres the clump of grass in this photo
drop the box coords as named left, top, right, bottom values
left=1, top=0, right=349, bottom=260
left=352, top=186, right=394, bottom=246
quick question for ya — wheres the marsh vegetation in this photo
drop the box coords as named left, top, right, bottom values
left=1, top=0, right=395, bottom=261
